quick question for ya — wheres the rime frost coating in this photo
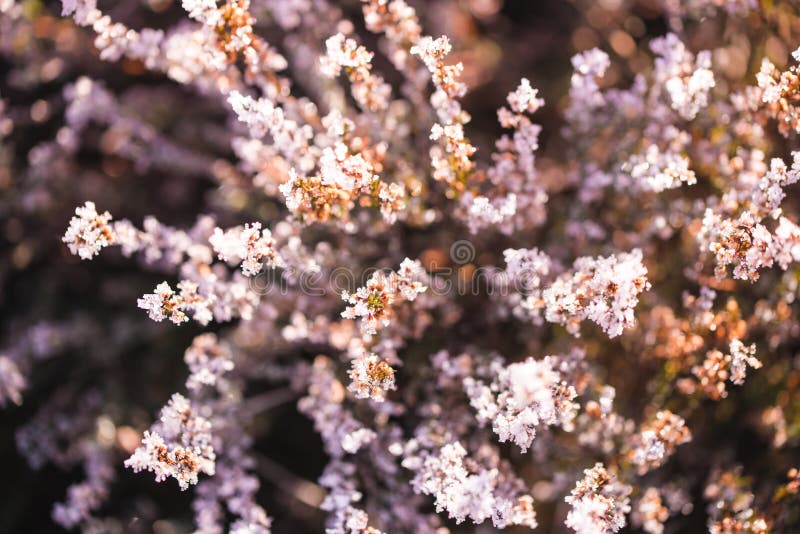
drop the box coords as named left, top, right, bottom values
left=124, top=393, right=216, bottom=490
left=14, top=0, right=800, bottom=531
left=464, top=355, right=578, bottom=452
left=62, top=201, right=115, bottom=260
left=565, top=463, right=631, bottom=534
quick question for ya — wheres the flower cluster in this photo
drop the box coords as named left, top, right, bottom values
left=698, top=152, right=800, bottom=281
left=51, top=446, right=114, bottom=529
left=650, top=33, right=715, bottom=120
left=210, top=222, right=282, bottom=276
left=704, top=468, right=770, bottom=534
left=630, top=488, right=670, bottom=534
left=465, top=78, right=546, bottom=233
left=341, top=258, right=427, bottom=336
left=137, top=281, right=211, bottom=325
left=298, top=356, right=377, bottom=457
left=464, top=355, right=578, bottom=452
left=503, top=248, right=651, bottom=338
left=362, top=0, right=421, bottom=71
left=347, top=352, right=396, bottom=402
left=757, top=47, right=800, bottom=136
left=321, top=33, right=392, bottom=112
left=62, top=201, right=115, bottom=260
left=124, top=393, right=216, bottom=490
left=280, top=142, right=405, bottom=226
left=630, top=411, right=692, bottom=474
left=543, top=250, right=651, bottom=337
left=411, top=35, right=475, bottom=189
left=691, top=339, right=762, bottom=399
left=227, top=90, right=314, bottom=170
left=412, top=441, right=538, bottom=529
left=565, top=463, right=631, bottom=534
left=183, top=333, right=235, bottom=392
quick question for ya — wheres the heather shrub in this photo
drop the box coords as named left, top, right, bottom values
left=2, top=0, right=800, bottom=532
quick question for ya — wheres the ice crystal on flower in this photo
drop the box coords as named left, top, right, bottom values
left=506, top=78, right=544, bottom=115
left=125, top=393, right=215, bottom=490
left=210, top=222, right=282, bottom=276
left=692, top=339, right=762, bottom=399
left=341, top=258, right=427, bottom=336
left=622, top=135, right=697, bottom=193
left=280, top=141, right=405, bottom=225
left=757, top=47, right=800, bottom=136
left=650, top=33, right=715, bottom=120
left=465, top=355, right=577, bottom=452
left=410, top=34, right=474, bottom=189
left=321, top=33, right=391, bottom=111
left=729, top=339, right=761, bottom=386
left=412, top=442, right=538, bottom=529
left=137, top=281, right=211, bottom=325
left=699, top=152, right=800, bottom=281
left=62, top=201, right=115, bottom=260
left=565, top=463, right=631, bottom=534
left=347, top=352, right=396, bottom=402
left=543, top=249, right=651, bottom=338
left=500, top=248, right=649, bottom=337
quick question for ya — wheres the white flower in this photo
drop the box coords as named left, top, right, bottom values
left=465, top=355, right=577, bottom=452
left=62, top=201, right=115, bottom=260
left=125, top=394, right=215, bottom=490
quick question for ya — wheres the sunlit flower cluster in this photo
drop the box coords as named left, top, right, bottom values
left=62, top=201, right=115, bottom=260
left=464, top=355, right=578, bottom=452
left=565, top=463, right=631, bottom=534
left=341, top=258, right=427, bottom=336
left=124, top=393, right=216, bottom=490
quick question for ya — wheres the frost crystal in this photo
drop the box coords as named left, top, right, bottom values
left=137, top=281, right=211, bottom=325
left=413, top=442, right=538, bottom=529
left=465, top=355, right=577, bottom=452
left=565, top=463, right=631, bottom=534
left=210, top=222, right=282, bottom=276
left=651, top=33, right=715, bottom=120
left=62, top=201, right=115, bottom=260
left=321, top=33, right=391, bottom=111
left=347, top=352, right=396, bottom=402
left=341, top=258, right=427, bottom=336
left=125, top=393, right=215, bottom=490
left=631, top=411, right=691, bottom=474
left=543, top=249, right=651, bottom=337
